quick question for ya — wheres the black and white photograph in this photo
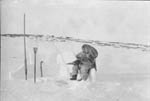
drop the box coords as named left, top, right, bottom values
left=1, top=0, right=150, bottom=101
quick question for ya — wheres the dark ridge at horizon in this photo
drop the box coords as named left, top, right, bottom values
left=1, top=33, right=150, bottom=52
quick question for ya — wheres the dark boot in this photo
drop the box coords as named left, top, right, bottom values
left=70, top=75, right=77, bottom=80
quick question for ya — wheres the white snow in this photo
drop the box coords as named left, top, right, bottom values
left=1, top=37, right=150, bottom=101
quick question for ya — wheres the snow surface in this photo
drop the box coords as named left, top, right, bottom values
left=1, top=37, right=150, bottom=101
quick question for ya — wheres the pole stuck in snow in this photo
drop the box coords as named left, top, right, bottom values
left=33, top=47, right=38, bottom=83
left=40, top=61, right=44, bottom=77
left=24, top=13, right=28, bottom=80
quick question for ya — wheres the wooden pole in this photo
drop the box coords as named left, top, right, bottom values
left=40, top=61, right=43, bottom=77
left=24, top=14, right=28, bottom=80
left=0, top=2, right=2, bottom=98
left=33, top=47, right=38, bottom=83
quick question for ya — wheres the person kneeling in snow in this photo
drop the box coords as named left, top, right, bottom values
left=68, top=44, right=98, bottom=81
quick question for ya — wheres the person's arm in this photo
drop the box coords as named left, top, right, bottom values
left=67, top=60, right=81, bottom=65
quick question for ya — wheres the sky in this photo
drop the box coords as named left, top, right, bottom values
left=1, top=0, right=150, bottom=44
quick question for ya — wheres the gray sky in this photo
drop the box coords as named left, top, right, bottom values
left=1, top=0, right=150, bottom=44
